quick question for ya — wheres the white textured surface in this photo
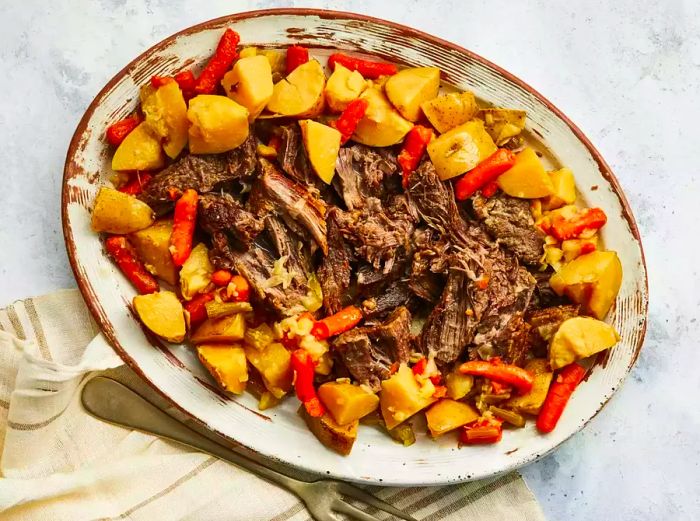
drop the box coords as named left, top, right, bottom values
left=0, top=0, right=697, bottom=519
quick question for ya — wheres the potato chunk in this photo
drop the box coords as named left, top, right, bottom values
left=324, top=63, right=367, bottom=112
left=197, top=344, right=248, bottom=394
left=542, top=167, right=577, bottom=210
left=111, top=122, right=165, bottom=171
left=129, top=219, right=177, bottom=285
left=318, top=382, right=379, bottom=426
left=425, top=399, right=480, bottom=437
left=244, top=342, right=292, bottom=398
left=351, top=87, right=413, bottom=147
left=550, top=317, right=619, bottom=369
left=191, top=313, right=246, bottom=344
left=299, top=119, right=341, bottom=184
left=179, top=243, right=214, bottom=300
left=421, top=90, right=478, bottom=134
left=140, top=81, right=188, bottom=159
left=187, top=95, right=250, bottom=154
left=133, top=290, right=186, bottom=343
left=385, top=66, right=440, bottom=121
left=497, top=147, right=554, bottom=198
left=221, top=55, right=274, bottom=120
left=91, top=187, right=155, bottom=234
left=549, top=251, right=623, bottom=319
left=478, top=108, right=526, bottom=146
left=427, top=119, right=496, bottom=180
left=445, top=371, right=474, bottom=400
left=504, top=359, right=553, bottom=415
left=266, top=60, right=326, bottom=118
left=299, top=406, right=358, bottom=456
left=380, top=364, right=437, bottom=429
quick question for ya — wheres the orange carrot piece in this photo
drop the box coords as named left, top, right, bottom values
left=105, top=236, right=159, bottom=294
left=536, top=363, right=587, bottom=433
left=169, top=189, right=198, bottom=267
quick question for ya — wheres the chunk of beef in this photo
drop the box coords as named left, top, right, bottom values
left=265, top=216, right=312, bottom=285
left=497, top=314, right=532, bottom=366
left=333, top=145, right=399, bottom=210
left=529, top=271, right=568, bottom=309
left=409, top=228, right=449, bottom=302
left=317, top=210, right=352, bottom=314
left=139, top=134, right=257, bottom=211
left=198, top=193, right=264, bottom=249
left=276, top=124, right=316, bottom=185
left=471, top=193, right=545, bottom=265
left=361, top=280, right=415, bottom=319
left=333, top=307, right=412, bottom=390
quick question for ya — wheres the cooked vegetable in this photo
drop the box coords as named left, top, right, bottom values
left=221, top=55, right=274, bottom=120
left=311, top=306, right=363, bottom=340
left=239, top=46, right=258, bottom=58
left=352, top=87, right=413, bottom=147
left=536, top=362, right=586, bottom=433
left=106, top=115, right=141, bottom=147
left=128, top=219, right=177, bottom=285
left=191, top=313, right=246, bottom=344
left=266, top=59, right=326, bottom=118
left=460, top=416, right=503, bottom=445
left=118, top=172, right=153, bottom=196
left=327, top=53, right=397, bottom=79
left=331, top=98, right=368, bottom=144
left=489, top=406, right=526, bottom=428
left=204, top=300, right=253, bottom=319
left=478, top=108, right=526, bottom=146
left=388, top=423, right=416, bottom=446
left=187, top=95, right=250, bottom=154
left=211, top=269, right=233, bottom=287
left=183, top=291, right=214, bottom=329
left=299, top=119, right=342, bottom=184
left=454, top=148, right=516, bottom=200
left=385, top=67, right=440, bottom=121
left=174, top=70, right=196, bottom=99
left=548, top=207, right=607, bottom=241
left=285, top=44, right=309, bottom=74
left=549, top=251, right=623, bottom=319
left=169, top=189, right=198, bottom=267
left=425, top=399, right=480, bottom=437
left=504, top=359, right=554, bottom=415
left=258, top=391, right=280, bottom=411
left=550, top=316, right=619, bottom=369
left=427, top=119, right=497, bottom=180
left=243, top=323, right=275, bottom=351
left=496, top=147, right=554, bottom=198
left=244, top=341, right=293, bottom=398
left=105, top=236, right=159, bottom=294
left=542, top=167, right=576, bottom=210
left=380, top=364, right=438, bottom=429
left=291, top=349, right=325, bottom=417
left=421, top=91, right=478, bottom=134
left=261, top=50, right=285, bottom=75
left=140, top=80, right=189, bottom=158
left=324, top=63, right=367, bottom=113
left=197, top=344, right=248, bottom=394
left=561, top=236, right=598, bottom=262
left=227, top=275, right=250, bottom=302
left=398, top=125, right=433, bottom=184
left=445, top=371, right=474, bottom=400
left=179, top=243, right=214, bottom=299
left=459, top=359, right=534, bottom=395
left=91, top=187, right=155, bottom=234
left=194, top=28, right=240, bottom=95
left=299, top=406, right=358, bottom=456
left=318, top=382, right=380, bottom=425
left=481, top=181, right=499, bottom=198
left=111, top=122, right=165, bottom=171
left=133, top=290, right=186, bottom=342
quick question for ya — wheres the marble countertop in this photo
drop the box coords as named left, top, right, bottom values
left=1, top=1, right=698, bottom=519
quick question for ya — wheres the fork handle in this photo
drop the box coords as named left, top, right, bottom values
left=81, top=376, right=307, bottom=494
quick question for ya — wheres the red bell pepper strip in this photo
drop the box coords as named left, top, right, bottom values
left=460, top=417, right=503, bottom=445
left=412, top=357, right=428, bottom=376
left=550, top=208, right=607, bottom=241
left=211, top=269, right=233, bottom=287
left=328, top=53, right=397, bottom=79
left=184, top=291, right=215, bottom=328
left=291, top=349, right=326, bottom=417
left=459, top=359, right=534, bottom=395
left=432, top=385, right=448, bottom=398
left=105, top=236, right=159, bottom=294
left=311, top=306, right=363, bottom=340
left=454, top=148, right=516, bottom=200
left=285, top=45, right=309, bottom=74
left=118, top=172, right=153, bottom=196
left=150, top=75, right=175, bottom=88
left=194, top=28, right=240, bottom=95
left=169, top=189, right=198, bottom=267
left=536, top=363, right=587, bottom=433
left=331, top=99, right=369, bottom=144
left=429, top=374, right=442, bottom=386
left=398, top=125, right=433, bottom=187
left=174, top=70, right=197, bottom=99
left=105, top=116, right=140, bottom=147
left=481, top=181, right=500, bottom=198
left=228, top=275, right=250, bottom=302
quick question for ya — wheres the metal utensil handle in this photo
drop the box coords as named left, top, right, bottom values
left=81, top=376, right=306, bottom=494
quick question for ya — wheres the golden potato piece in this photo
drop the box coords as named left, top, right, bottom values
left=140, top=81, right=188, bottom=159
left=187, top=95, right=250, bottom=154
left=191, top=313, right=246, bottom=345
left=542, top=167, right=577, bottom=210
left=299, top=406, right=358, bottom=456
left=179, top=243, right=214, bottom=300
left=129, top=219, right=177, bottom=285
left=550, top=251, right=623, bottom=319
left=445, top=371, right=474, bottom=400
left=380, top=364, right=437, bottom=429
left=427, top=119, right=496, bottom=180
left=318, top=382, right=379, bottom=426
left=324, top=63, right=367, bottom=113
left=352, top=87, right=413, bottom=147
left=385, top=66, right=440, bottom=121
left=244, top=342, right=292, bottom=398
left=299, top=119, right=341, bottom=184
left=197, top=344, right=248, bottom=394
left=497, top=147, right=555, bottom=198
left=266, top=60, right=326, bottom=118
left=478, top=108, right=527, bottom=146
left=221, top=55, right=274, bottom=120
left=421, top=90, right=478, bottom=134
left=425, top=399, right=480, bottom=437
left=133, top=290, right=186, bottom=343
left=550, top=317, right=620, bottom=369
left=111, top=122, right=165, bottom=171
left=91, top=186, right=155, bottom=234
left=504, top=358, right=553, bottom=415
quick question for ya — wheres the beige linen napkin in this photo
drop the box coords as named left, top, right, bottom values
left=0, top=290, right=545, bottom=521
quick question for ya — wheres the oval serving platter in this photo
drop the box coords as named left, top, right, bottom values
left=62, top=8, right=648, bottom=486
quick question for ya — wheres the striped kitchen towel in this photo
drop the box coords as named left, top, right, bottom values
left=0, top=290, right=545, bottom=520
